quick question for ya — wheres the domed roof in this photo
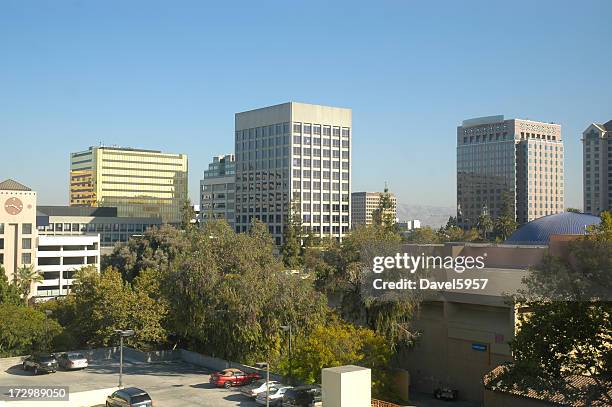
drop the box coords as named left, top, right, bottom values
left=506, top=212, right=601, bottom=245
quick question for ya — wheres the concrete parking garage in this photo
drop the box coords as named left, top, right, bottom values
left=0, top=358, right=258, bottom=407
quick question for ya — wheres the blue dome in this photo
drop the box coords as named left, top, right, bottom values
left=506, top=212, right=601, bottom=245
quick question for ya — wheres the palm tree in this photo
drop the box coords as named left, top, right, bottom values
left=14, top=264, right=43, bottom=304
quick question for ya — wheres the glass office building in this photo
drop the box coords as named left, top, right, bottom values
left=234, top=102, right=352, bottom=245
left=200, top=154, right=236, bottom=228
left=457, top=116, right=564, bottom=227
left=69, top=146, right=188, bottom=224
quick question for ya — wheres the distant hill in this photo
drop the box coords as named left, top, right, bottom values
left=396, top=203, right=455, bottom=229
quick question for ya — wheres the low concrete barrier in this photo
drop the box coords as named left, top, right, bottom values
left=178, top=349, right=285, bottom=382
left=0, top=386, right=118, bottom=407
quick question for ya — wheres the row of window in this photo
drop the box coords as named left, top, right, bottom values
left=38, top=222, right=158, bottom=233
left=0, top=223, right=32, bottom=235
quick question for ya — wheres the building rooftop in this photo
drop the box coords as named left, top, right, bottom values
left=37, top=206, right=118, bottom=217
left=0, top=179, right=31, bottom=191
left=505, top=212, right=601, bottom=245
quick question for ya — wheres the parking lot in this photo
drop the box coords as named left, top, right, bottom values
left=1, top=358, right=258, bottom=406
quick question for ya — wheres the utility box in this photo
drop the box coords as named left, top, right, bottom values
left=322, top=365, right=371, bottom=407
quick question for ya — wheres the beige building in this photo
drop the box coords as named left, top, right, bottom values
left=0, top=179, right=37, bottom=282
left=235, top=102, right=352, bottom=245
left=351, top=191, right=397, bottom=228
left=70, top=146, right=188, bottom=224
left=457, top=115, right=564, bottom=227
left=1, top=180, right=101, bottom=300
left=582, top=120, right=612, bottom=214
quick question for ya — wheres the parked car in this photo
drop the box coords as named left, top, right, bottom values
left=106, top=387, right=153, bottom=407
left=282, top=385, right=322, bottom=407
left=22, top=353, right=58, bottom=375
left=56, top=352, right=88, bottom=370
left=210, top=368, right=262, bottom=388
left=255, top=386, right=293, bottom=406
left=240, top=379, right=281, bottom=398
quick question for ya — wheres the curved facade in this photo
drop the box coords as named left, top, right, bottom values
left=505, top=212, right=600, bottom=245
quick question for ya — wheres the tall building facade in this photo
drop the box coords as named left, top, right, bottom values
left=457, top=115, right=564, bottom=227
left=199, top=154, right=236, bottom=228
left=70, top=146, right=188, bottom=224
left=351, top=191, right=397, bottom=228
left=235, top=102, right=352, bottom=245
left=582, top=120, right=612, bottom=214
left=0, top=179, right=37, bottom=282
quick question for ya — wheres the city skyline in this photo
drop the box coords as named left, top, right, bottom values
left=2, top=1, right=612, bottom=210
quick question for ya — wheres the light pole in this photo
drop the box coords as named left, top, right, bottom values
left=264, top=361, right=270, bottom=407
left=280, top=325, right=292, bottom=383
left=114, top=329, right=134, bottom=388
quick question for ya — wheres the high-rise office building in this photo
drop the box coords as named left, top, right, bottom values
left=235, top=102, right=352, bottom=245
left=200, top=154, right=236, bottom=228
left=582, top=120, right=612, bottom=215
left=457, top=115, right=564, bottom=227
left=70, top=146, right=188, bottom=224
left=351, top=191, right=397, bottom=228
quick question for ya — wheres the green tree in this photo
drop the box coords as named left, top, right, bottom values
left=14, top=265, right=43, bottom=304
left=494, top=211, right=612, bottom=405
left=494, top=192, right=518, bottom=240
left=476, top=213, right=494, bottom=241
left=180, top=199, right=196, bottom=230
left=566, top=207, right=581, bottom=213
left=103, top=224, right=189, bottom=281
left=71, top=266, right=168, bottom=350
left=0, top=265, right=21, bottom=306
left=283, top=316, right=395, bottom=400
left=315, top=224, right=418, bottom=348
left=0, top=303, right=62, bottom=357
left=404, top=226, right=439, bottom=243
left=281, top=201, right=303, bottom=269
left=160, top=219, right=328, bottom=364
left=372, top=186, right=396, bottom=230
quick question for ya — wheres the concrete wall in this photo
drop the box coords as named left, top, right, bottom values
left=178, top=349, right=284, bottom=382
left=0, top=387, right=119, bottom=407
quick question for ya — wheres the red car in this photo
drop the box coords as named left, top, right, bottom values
left=210, top=368, right=262, bottom=388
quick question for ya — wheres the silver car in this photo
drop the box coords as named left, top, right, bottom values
left=56, top=352, right=88, bottom=370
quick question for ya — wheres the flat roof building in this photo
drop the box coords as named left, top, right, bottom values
left=200, top=154, right=236, bottom=228
left=69, top=146, right=188, bottom=224
left=351, top=191, right=397, bottom=228
left=235, top=102, right=352, bottom=244
left=457, top=115, right=564, bottom=228
left=582, top=120, right=612, bottom=214
left=36, top=205, right=161, bottom=252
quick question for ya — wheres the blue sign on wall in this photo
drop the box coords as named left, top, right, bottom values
left=472, top=343, right=487, bottom=352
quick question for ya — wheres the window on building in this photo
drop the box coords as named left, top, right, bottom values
left=22, top=238, right=31, bottom=250
left=21, top=253, right=31, bottom=265
left=22, top=223, right=32, bottom=235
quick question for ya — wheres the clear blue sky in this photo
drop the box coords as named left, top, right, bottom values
left=2, top=0, right=611, bottom=210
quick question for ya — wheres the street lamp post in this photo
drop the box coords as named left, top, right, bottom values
left=280, top=325, right=292, bottom=383
left=265, top=362, right=270, bottom=407
left=114, top=329, right=134, bottom=388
